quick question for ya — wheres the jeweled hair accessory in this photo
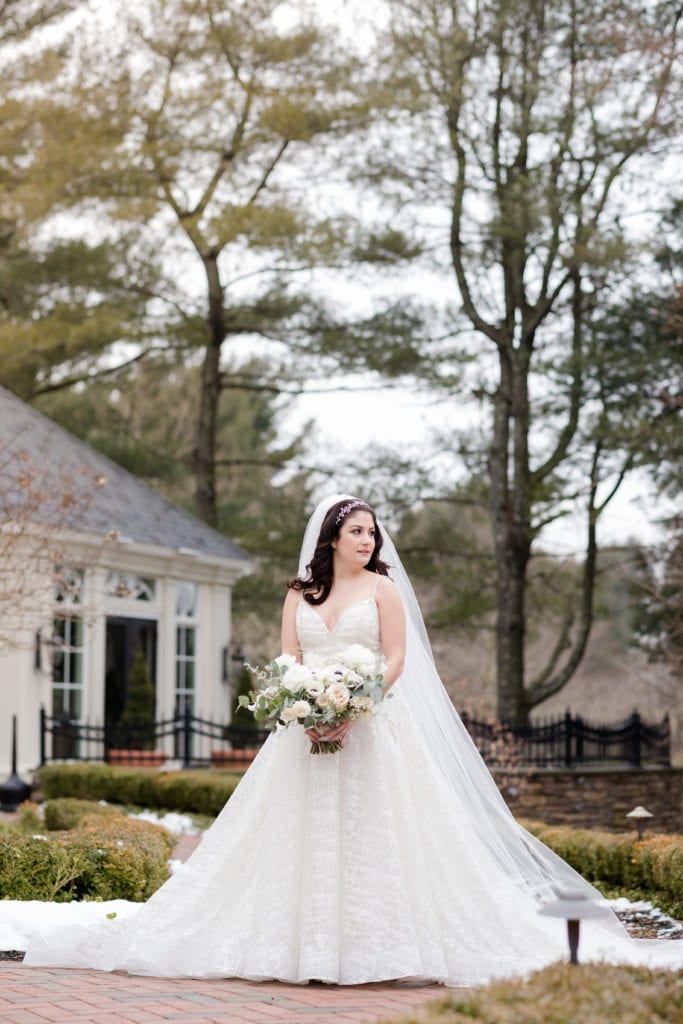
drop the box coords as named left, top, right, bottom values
left=335, top=499, right=368, bottom=525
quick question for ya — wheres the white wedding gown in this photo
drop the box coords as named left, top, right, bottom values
left=18, top=597, right=683, bottom=984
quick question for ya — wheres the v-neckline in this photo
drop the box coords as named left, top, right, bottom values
left=300, top=596, right=376, bottom=635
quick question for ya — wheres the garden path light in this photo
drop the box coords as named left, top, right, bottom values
left=539, top=890, right=611, bottom=965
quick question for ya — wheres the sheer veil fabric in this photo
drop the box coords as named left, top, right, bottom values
left=14, top=493, right=683, bottom=981
left=299, top=494, right=683, bottom=970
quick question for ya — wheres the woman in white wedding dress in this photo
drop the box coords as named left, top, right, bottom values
left=19, top=494, right=683, bottom=983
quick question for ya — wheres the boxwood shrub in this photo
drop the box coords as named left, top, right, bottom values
left=39, top=763, right=243, bottom=817
left=0, top=807, right=175, bottom=902
left=523, top=821, right=683, bottom=918
left=43, top=798, right=122, bottom=832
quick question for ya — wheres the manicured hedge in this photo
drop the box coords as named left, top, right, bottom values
left=0, top=805, right=175, bottom=902
left=43, top=798, right=122, bottom=832
left=39, top=763, right=244, bottom=817
left=379, top=963, right=682, bottom=1024
left=523, top=821, right=683, bottom=918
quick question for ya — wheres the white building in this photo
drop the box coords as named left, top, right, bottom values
left=0, top=386, right=252, bottom=776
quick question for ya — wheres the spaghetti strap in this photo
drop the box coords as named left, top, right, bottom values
left=372, top=575, right=382, bottom=598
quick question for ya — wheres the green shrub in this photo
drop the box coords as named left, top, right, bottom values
left=43, top=798, right=122, bottom=832
left=39, top=763, right=243, bottom=816
left=521, top=821, right=683, bottom=919
left=0, top=834, right=86, bottom=901
left=378, top=963, right=683, bottom=1024
left=0, top=813, right=174, bottom=902
left=12, top=802, right=45, bottom=835
left=65, top=815, right=174, bottom=900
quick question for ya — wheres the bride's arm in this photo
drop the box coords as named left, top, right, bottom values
left=280, top=588, right=303, bottom=663
left=376, top=578, right=406, bottom=690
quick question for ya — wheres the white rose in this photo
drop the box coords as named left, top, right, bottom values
left=280, top=705, right=299, bottom=723
left=305, top=677, right=325, bottom=699
left=316, top=690, right=332, bottom=709
left=339, top=644, right=377, bottom=675
left=274, top=653, right=297, bottom=669
left=326, top=682, right=351, bottom=710
left=350, top=692, right=376, bottom=716
left=290, top=699, right=312, bottom=719
left=283, top=664, right=314, bottom=692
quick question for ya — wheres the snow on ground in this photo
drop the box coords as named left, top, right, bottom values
left=127, top=809, right=201, bottom=835
left=610, top=898, right=683, bottom=940
left=0, top=900, right=140, bottom=952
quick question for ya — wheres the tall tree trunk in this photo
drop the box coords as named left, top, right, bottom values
left=490, top=347, right=533, bottom=725
left=194, top=253, right=225, bottom=527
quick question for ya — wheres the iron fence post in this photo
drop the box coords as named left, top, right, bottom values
left=39, top=705, right=46, bottom=766
left=182, top=702, right=192, bottom=768
left=630, top=710, right=641, bottom=768
left=564, top=710, right=572, bottom=767
left=575, top=715, right=584, bottom=763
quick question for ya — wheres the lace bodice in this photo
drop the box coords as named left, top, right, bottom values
left=296, top=596, right=382, bottom=661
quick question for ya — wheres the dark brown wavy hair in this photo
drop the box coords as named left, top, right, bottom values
left=288, top=499, right=390, bottom=605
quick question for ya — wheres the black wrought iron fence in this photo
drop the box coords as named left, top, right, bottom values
left=40, top=706, right=670, bottom=770
left=459, top=709, right=670, bottom=768
left=40, top=706, right=269, bottom=769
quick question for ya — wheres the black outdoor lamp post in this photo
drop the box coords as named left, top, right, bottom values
left=626, top=805, right=654, bottom=840
left=0, top=716, right=32, bottom=812
left=538, top=891, right=610, bottom=965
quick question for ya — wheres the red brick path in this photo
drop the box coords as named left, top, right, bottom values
left=2, top=828, right=449, bottom=1023
left=0, top=965, right=447, bottom=1023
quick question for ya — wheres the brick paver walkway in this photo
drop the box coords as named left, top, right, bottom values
left=0, top=965, right=447, bottom=1023
left=2, top=826, right=449, bottom=1024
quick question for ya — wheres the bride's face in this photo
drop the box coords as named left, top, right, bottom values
left=334, top=511, right=376, bottom=569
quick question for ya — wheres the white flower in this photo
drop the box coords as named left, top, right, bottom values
left=303, top=652, right=324, bottom=670
left=263, top=685, right=279, bottom=699
left=290, top=700, right=312, bottom=719
left=318, top=662, right=345, bottom=685
left=283, top=663, right=314, bottom=692
left=338, top=644, right=377, bottom=675
left=274, top=653, right=297, bottom=670
left=280, top=705, right=300, bottom=723
left=316, top=690, right=332, bottom=709
left=326, top=682, right=351, bottom=710
left=350, top=695, right=375, bottom=714
left=305, top=677, right=325, bottom=698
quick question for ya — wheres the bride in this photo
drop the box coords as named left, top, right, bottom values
left=19, top=494, right=683, bottom=983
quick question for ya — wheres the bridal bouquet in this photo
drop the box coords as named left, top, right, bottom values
left=240, top=644, right=388, bottom=753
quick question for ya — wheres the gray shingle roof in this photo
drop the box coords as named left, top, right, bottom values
left=0, top=385, right=250, bottom=564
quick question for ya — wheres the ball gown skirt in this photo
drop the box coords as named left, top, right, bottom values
left=20, top=598, right=683, bottom=984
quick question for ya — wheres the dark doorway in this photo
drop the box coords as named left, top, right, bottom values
left=105, top=617, right=157, bottom=726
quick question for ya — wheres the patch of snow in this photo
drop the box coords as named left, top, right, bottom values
left=0, top=900, right=140, bottom=952
left=127, top=810, right=200, bottom=835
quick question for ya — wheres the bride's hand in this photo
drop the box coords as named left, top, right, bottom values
left=306, top=721, right=354, bottom=745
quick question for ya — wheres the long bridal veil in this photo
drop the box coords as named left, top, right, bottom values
left=301, top=493, right=683, bottom=968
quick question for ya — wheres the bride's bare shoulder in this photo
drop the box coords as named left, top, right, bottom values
left=373, top=574, right=400, bottom=599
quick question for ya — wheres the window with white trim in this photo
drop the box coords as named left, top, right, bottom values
left=51, top=615, right=84, bottom=722
left=175, top=583, right=198, bottom=715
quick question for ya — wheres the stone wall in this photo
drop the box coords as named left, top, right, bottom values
left=492, top=766, right=683, bottom=833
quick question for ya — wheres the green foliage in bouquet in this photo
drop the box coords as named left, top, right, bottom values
left=240, top=645, right=389, bottom=753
